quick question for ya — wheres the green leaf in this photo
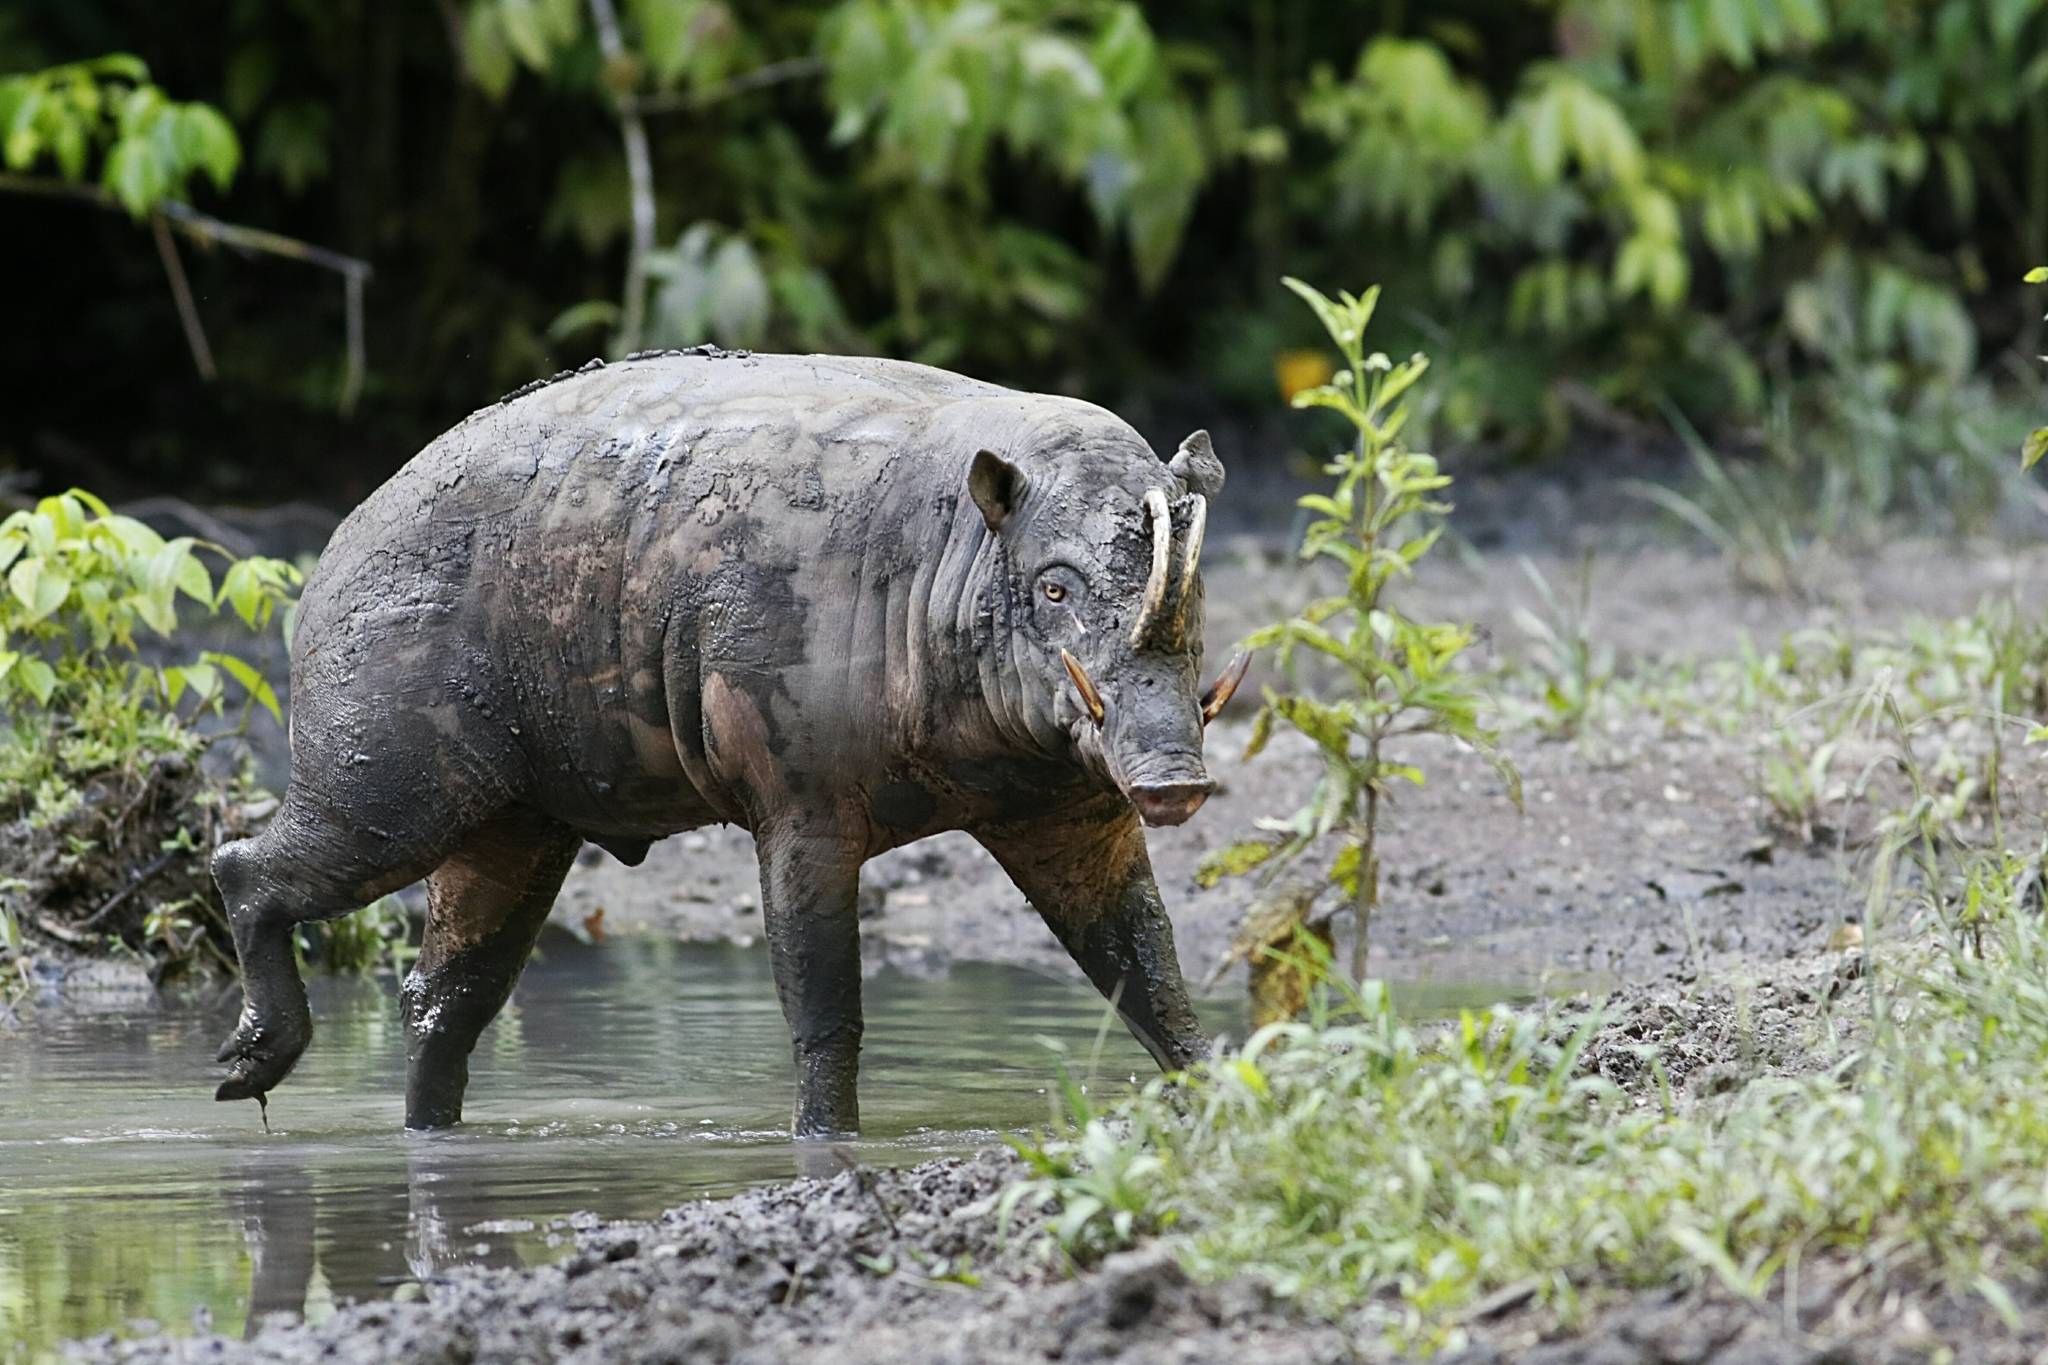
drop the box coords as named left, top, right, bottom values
left=1196, top=838, right=1282, bottom=888
left=4, top=84, right=44, bottom=170
left=217, top=558, right=261, bottom=628
left=8, top=558, right=71, bottom=623
left=15, top=656, right=56, bottom=705
left=178, top=659, right=221, bottom=706
left=1242, top=699, right=1275, bottom=758
left=2025, top=427, right=2048, bottom=472
left=175, top=103, right=241, bottom=191
left=465, top=4, right=519, bottom=98
left=100, top=513, right=166, bottom=560
left=103, top=137, right=163, bottom=216
left=61, top=486, right=111, bottom=517
left=2027, top=266, right=2048, bottom=285
left=133, top=588, right=177, bottom=637
left=172, top=546, right=212, bottom=603
left=1329, top=843, right=1361, bottom=897
left=1281, top=276, right=1350, bottom=355
left=498, top=0, right=557, bottom=71
left=205, top=650, right=282, bottom=722
left=88, top=53, right=151, bottom=82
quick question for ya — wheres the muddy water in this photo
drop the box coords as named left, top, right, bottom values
left=0, top=936, right=1515, bottom=1361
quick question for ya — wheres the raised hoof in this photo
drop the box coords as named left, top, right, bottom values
left=213, top=1008, right=310, bottom=1103
left=215, top=1069, right=269, bottom=1103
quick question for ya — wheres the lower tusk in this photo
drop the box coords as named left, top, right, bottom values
left=1199, top=651, right=1251, bottom=724
left=1177, top=494, right=1207, bottom=610
left=1061, top=649, right=1106, bottom=727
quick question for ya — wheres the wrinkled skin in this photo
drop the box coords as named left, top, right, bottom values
left=211, top=349, right=1240, bottom=1135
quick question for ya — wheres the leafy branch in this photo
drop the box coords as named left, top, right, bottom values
left=0, top=489, right=299, bottom=723
left=0, top=58, right=372, bottom=410
left=1200, top=278, right=1520, bottom=993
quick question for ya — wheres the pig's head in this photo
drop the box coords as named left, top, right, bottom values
left=966, top=427, right=1249, bottom=827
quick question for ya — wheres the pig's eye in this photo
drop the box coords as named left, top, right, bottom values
left=1032, top=566, right=1086, bottom=622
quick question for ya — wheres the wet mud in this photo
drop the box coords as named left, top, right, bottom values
left=90, top=1116, right=2046, bottom=1365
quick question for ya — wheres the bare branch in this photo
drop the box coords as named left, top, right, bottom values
left=151, top=212, right=216, bottom=380
left=342, top=271, right=366, bottom=416
left=1, top=172, right=373, bottom=412
left=633, top=58, right=824, bottom=115
left=0, top=173, right=371, bottom=279
left=586, top=0, right=655, bottom=355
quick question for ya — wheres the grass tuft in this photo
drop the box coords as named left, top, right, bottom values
left=1009, top=859, right=2048, bottom=1351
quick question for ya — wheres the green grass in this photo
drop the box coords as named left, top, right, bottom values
left=1009, top=810, right=2048, bottom=1353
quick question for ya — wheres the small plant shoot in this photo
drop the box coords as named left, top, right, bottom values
left=1199, top=278, right=1519, bottom=993
left=2026, top=266, right=2048, bottom=472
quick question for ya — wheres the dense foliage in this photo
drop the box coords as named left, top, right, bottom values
left=3, top=1, right=2044, bottom=506
left=0, top=489, right=299, bottom=986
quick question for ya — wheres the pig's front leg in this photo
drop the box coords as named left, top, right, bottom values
left=754, top=820, right=866, bottom=1137
left=975, top=803, right=1207, bottom=1071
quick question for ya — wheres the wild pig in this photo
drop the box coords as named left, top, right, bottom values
left=211, top=349, right=1247, bottom=1134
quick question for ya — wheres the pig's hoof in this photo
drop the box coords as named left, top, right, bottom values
left=213, top=1007, right=310, bottom=1101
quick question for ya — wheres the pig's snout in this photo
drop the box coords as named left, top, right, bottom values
left=1128, top=776, right=1214, bottom=826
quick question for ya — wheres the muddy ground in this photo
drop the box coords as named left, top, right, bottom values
left=91, top=1009, right=2045, bottom=1365
left=43, top=481, right=2048, bottom=1362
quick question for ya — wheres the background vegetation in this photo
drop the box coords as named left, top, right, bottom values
left=3, top=0, right=2045, bottom=515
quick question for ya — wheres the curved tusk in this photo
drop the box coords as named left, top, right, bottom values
left=1061, top=648, right=1106, bottom=726
left=1176, top=493, right=1207, bottom=612
left=1130, top=487, right=1172, bottom=648
left=1199, top=651, right=1251, bottom=724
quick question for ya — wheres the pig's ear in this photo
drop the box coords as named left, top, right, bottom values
left=1167, top=430, right=1224, bottom=499
left=968, top=449, right=1025, bottom=532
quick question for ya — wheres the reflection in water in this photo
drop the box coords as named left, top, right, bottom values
left=226, top=1150, right=316, bottom=1336
left=402, top=1138, right=531, bottom=1288
left=0, top=934, right=1518, bottom=1362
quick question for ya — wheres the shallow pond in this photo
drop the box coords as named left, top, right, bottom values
left=0, top=936, right=1517, bottom=1361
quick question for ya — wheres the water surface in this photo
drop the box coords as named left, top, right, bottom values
left=0, top=936, right=1512, bottom=1361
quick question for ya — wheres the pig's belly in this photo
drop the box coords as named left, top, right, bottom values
left=516, top=688, right=727, bottom=840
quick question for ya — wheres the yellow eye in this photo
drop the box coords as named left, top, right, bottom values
left=1042, top=581, right=1067, bottom=603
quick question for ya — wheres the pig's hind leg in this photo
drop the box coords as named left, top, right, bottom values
left=401, top=810, right=581, bottom=1128
left=212, top=792, right=457, bottom=1106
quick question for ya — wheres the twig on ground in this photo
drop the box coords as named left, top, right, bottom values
left=79, top=850, right=180, bottom=931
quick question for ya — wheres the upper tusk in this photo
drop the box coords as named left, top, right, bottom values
left=1177, top=493, right=1207, bottom=612
left=1199, top=651, right=1251, bottom=724
left=1130, top=487, right=1172, bottom=648
left=1061, top=648, right=1106, bottom=726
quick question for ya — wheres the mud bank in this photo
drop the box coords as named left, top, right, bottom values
left=86, top=1151, right=1343, bottom=1365
left=90, top=961, right=2041, bottom=1365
